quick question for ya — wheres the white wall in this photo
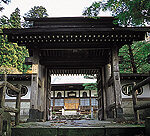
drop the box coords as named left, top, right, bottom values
left=5, top=81, right=31, bottom=99
left=121, top=80, right=150, bottom=98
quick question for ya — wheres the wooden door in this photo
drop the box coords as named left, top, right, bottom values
left=64, top=98, right=79, bottom=110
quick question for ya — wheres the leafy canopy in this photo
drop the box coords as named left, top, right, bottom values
left=0, top=6, right=49, bottom=74
left=83, top=0, right=150, bottom=26
left=0, top=8, right=30, bottom=74
left=119, top=41, right=150, bottom=73
left=23, top=6, right=49, bottom=28
left=83, top=83, right=97, bottom=91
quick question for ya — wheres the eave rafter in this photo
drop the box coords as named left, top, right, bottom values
left=6, top=32, right=145, bottom=47
left=49, top=69, right=99, bottom=76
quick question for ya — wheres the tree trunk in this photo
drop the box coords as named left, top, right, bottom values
left=128, top=44, right=137, bottom=73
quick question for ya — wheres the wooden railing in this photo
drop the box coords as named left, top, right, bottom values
left=132, top=77, right=150, bottom=124
left=0, top=74, right=21, bottom=135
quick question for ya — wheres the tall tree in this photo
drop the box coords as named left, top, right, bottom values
left=83, top=0, right=150, bottom=73
left=9, top=7, right=21, bottom=28
left=83, top=0, right=150, bottom=26
left=0, top=8, right=30, bottom=74
left=23, top=6, right=49, bottom=27
left=119, top=41, right=150, bottom=73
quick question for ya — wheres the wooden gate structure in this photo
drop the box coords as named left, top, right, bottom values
left=3, top=17, right=149, bottom=121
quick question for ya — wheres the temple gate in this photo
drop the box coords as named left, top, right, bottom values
left=3, top=17, right=149, bottom=121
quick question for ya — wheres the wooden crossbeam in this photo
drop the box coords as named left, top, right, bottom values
left=4, top=106, right=19, bottom=113
left=6, top=82, right=20, bottom=93
left=0, top=82, right=5, bottom=89
left=135, top=103, right=150, bottom=110
left=133, top=77, right=150, bottom=91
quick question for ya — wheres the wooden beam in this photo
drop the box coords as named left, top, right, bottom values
left=6, top=82, right=20, bottom=93
left=3, top=27, right=149, bottom=35
left=40, top=59, right=108, bottom=65
left=0, top=82, right=5, bottom=88
left=4, top=106, right=19, bottom=113
left=40, top=57, right=107, bottom=62
left=0, top=108, right=4, bottom=135
left=27, top=43, right=113, bottom=50
left=135, top=103, right=150, bottom=110
left=46, top=64, right=105, bottom=70
left=133, top=77, right=150, bottom=91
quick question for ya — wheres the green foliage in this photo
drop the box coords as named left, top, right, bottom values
left=83, top=41, right=150, bottom=90
left=83, top=83, right=97, bottom=91
left=23, top=6, right=49, bottom=28
left=10, top=8, right=21, bottom=28
left=0, top=8, right=21, bottom=28
left=119, top=41, right=150, bottom=73
left=0, top=6, right=49, bottom=74
left=0, top=34, right=30, bottom=74
left=0, top=8, right=30, bottom=74
left=83, top=0, right=150, bottom=26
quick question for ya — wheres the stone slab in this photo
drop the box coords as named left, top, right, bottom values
left=11, top=127, right=145, bottom=136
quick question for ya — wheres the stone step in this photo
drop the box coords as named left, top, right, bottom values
left=11, top=126, right=145, bottom=136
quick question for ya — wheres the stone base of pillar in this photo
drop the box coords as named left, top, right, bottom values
left=27, top=109, right=44, bottom=122
left=107, top=109, right=114, bottom=118
left=145, top=117, right=150, bottom=136
left=116, top=107, right=123, bottom=118
left=114, top=107, right=125, bottom=122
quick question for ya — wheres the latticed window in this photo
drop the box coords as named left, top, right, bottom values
left=80, top=98, right=90, bottom=106
left=55, top=99, right=64, bottom=106
left=51, top=99, right=53, bottom=106
left=91, top=98, right=98, bottom=106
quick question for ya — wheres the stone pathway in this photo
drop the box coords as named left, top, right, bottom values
left=16, top=120, right=144, bottom=128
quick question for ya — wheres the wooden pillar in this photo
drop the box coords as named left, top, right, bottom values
left=53, top=90, right=55, bottom=107
left=79, top=90, right=80, bottom=106
left=64, top=87, right=65, bottom=98
left=28, top=49, right=41, bottom=122
left=97, top=71, right=103, bottom=120
left=112, top=46, right=123, bottom=118
left=43, top=67, right=48, bottom=121
left=0, top=74, right=7, bottom=108
left=132, top=83, right=140, bottom=124
left=30, top=50, right=39, bottom=110
left=0, top=74, right=7, bottom=135
left=15, top=85, right=21, bottom=126
left=89, top=90, right=91, bottom=108
left=104, top=64, right=115, bottom=118
left=0, top=112, right=2, bottom=135
left=101, top=67, right=107, bottom=120
left=46, top=70, right=51, bottom=120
